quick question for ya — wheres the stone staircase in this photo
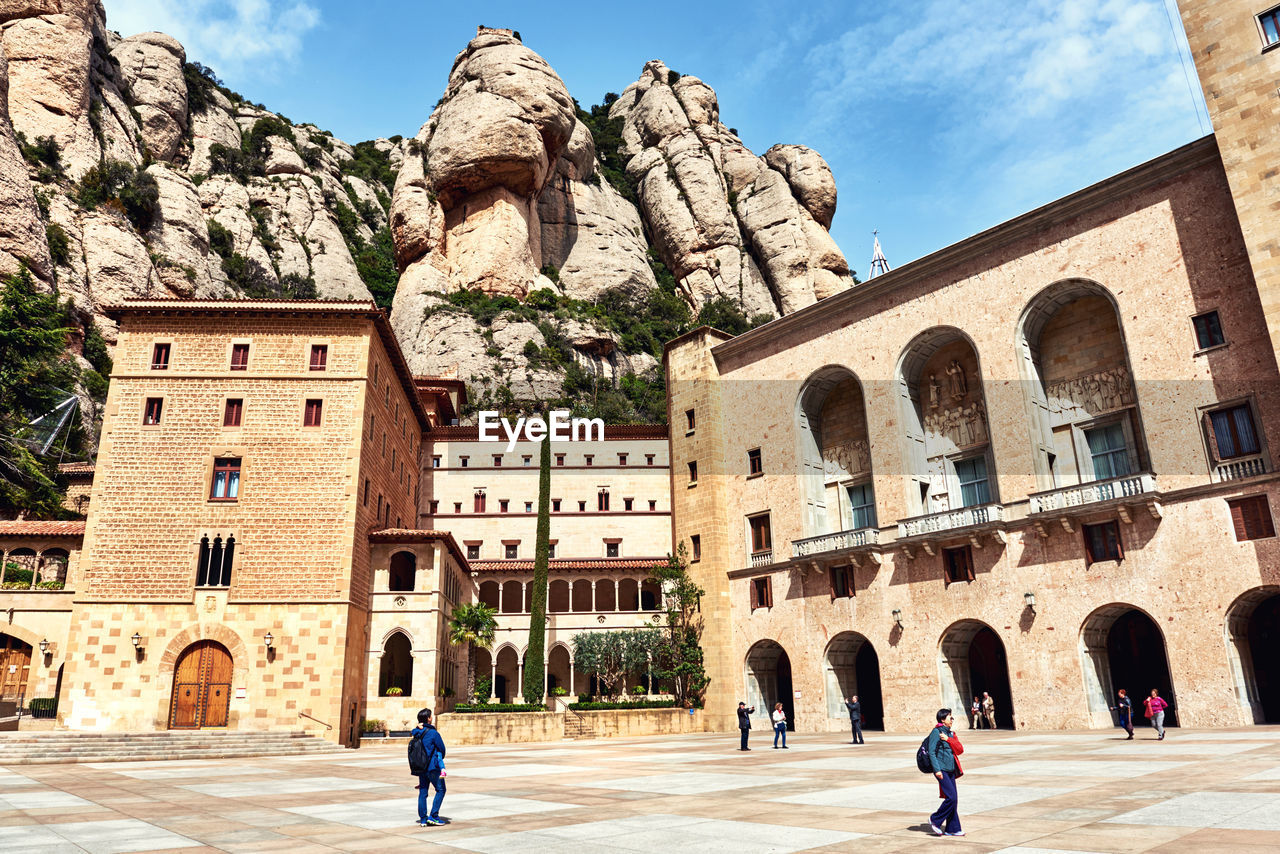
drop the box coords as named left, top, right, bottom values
left=0, top=730, right=348, bottom=765
left=563, top=709, right=598, bottom=740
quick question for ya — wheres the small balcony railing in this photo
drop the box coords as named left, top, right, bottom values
left=897, top=503, right=1005, bottom=539
left=1029, top=472, right=1157, bottom=514
left=1215, top=455, right=1268, bottom=483
left=749, top=550, right=773, bottom=568
left=791, top=527, right=880, bottom=559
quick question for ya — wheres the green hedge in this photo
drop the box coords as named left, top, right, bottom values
left=568, top=700, right=679, bottom=711
left=27, top=698, right=57, bottom=718
left=451, top=703, right=548, bottom=714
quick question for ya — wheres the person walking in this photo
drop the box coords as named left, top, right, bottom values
left=845, top=695, right=864, bottom=744
left=772, top=702, right=789, bottom=749
left=1144, top=689, right=1169, bottom=740
left=970, top=696, right=982, bottom=730
left=1109, top=688, right=1134, bottom=739
left=408, top=708, right=446, bottom=827
left=737, top=701, right=755, bottom=751
left=981, top=692, right=996, bottom=730
left=926, top=708, right=965, bottom=837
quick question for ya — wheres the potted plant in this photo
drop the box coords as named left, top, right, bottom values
left=385, top=686, right=403, bottom=697
left=631, top=685, right=646, bottom=697
left=360, top=718, right=386, bottom=738
left=551, top=686, right=568, bottom=696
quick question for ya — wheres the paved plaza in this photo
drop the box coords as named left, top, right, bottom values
left=1, top=726, right=1279, bottom=852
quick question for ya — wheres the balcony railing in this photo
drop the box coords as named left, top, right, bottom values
left=749, top=550, right=773, bottom=568
left=1215, top=455, right=1268, bottom=483
left=897, top=503, right=1005, bottom=539
left=791, top=527, right=880, bottom=559
left=1029, top=472, right=1157, bottom=514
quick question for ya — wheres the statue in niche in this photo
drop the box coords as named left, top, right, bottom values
left=943, top=407, right=961, bottom=446
left=1114, top=365, right=1133, bottom=405
left=946, top=359, right=967, bottom=401
left=929, top=374, right=941, bottom=410
left=964, top=402, right=987, bottom=445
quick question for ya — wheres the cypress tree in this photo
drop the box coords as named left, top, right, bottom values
left=523, top=434, right=552, bottom=703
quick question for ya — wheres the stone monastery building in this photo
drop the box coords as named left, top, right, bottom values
left=3, top=0, right=1280, bottom=745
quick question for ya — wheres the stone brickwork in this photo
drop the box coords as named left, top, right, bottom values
left=667, top=140, right=1280, bottom=733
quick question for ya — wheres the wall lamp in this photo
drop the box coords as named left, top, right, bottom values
left=38, top=638, right=50, bottom=656
left=132, top=632, right=146, bottom=661
left=1024, top=592, right=1036, bottom=614
left=892, top=609, right=903, bottom=628
left=264, top=632, right=275, bottom=661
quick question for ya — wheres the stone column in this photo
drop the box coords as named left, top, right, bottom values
left=0, top=550, right=8, bottom=586
left=570, top=659, right=576, bottom=696
left=591, top=579, right=598, bottom=611
left=489, top=659, right=498, bottom=702
left=516, top=657, right=525, bottom=703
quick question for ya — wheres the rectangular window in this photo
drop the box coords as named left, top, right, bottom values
left=578, top=500, right=587, bottom=512
left=466, top=543, right=481, bottom=560
left=1083, top=521, right=1124, bottom=564
left=493, top=454, right=503, bottom=467
left=499, top=499, right=509, bottom=513
left=1210, top=404, right=1261, bottom=459
left=691, top=534, right=701, bottom=561
left=230, top=343, right=250, bottom=370
left=1261, top=7, right=1280, bottom=46
left=624, top=497, right=634, bottom=511
left=585, top=455, right=594, bottom=466
left=619, top=453, right=628, bottom=466
left=750, top=576, right=773, bottom=609
left=453, top=502, right=462, bottom=513
left=303, top=399, right=323, bottom=427
left=943, top=545, right=975, bottom=585
left=474, top=492, right=486, bottom=513
left=505, top=543, right=518, bottom=559
left=223, top=398, right=243, bottom=427
left=955, top=456, right=990, bottom=507
left=829, top=564, right=853, bottom=599
left=1193, top=311, right=1225, bottom=349
left=1086, top=423, right=1131, bottom=480
left=144, top=397, right=163, bottom=425
left=429, top=499, right=439, bottom=514
left=646, top=454, right=655, bottom=466
left=556, top=454, right=566, bottom=466
left=605, top=541, right=620, bottom=558
left=309, top=344, right=328, bottom=371
left=598, top=491, right=610, bottom=511
left=686, top=409, right=695, bottom=432
left=196, top=534, right=235, bottom=587
left=547, top=542, right=557, bottom=558
left=648, top=499, right=657, bottom=511
left=523, top=455, right=532, bottom=466
left=210, top=457, right=241, bottom=501
left=847, top=482, right=877, bottom=530
left=151, top=342, right=170, bottom=370
left=552, top=498, right=562, bottom=512
left=1229, top=495, right=1276, bottom=541
left=748, top=448, right=762, bottom=476
left=460, top=456, right=469, bottom=468
left=363, top=479, right=370, bottom=506
left=749, top=513, right=772, bottom=553
left=523, top=501, right=532, bottom=513
left=688, top=460, right=698, bottom=484
left=432, top=455, right=441, bottom=468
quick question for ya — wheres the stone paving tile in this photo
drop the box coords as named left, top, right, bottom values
left=39, top=818, right=201, bottom=853
left=774, top=780, right=1073, bottom=813
left=1102, top=790, right=1280, bottom=831
left=182, top=775, right=397, bottom=797
left=581, top=771, right=802, bottom=794
left=964, top=760, right=1189, bottom=778
left=444, top=763, right=594, bottom=779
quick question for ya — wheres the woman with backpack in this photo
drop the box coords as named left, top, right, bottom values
left=923, top=708, right=965, bottom=837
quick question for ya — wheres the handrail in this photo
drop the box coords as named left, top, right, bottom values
left=298, top=711, right=332, bottom=731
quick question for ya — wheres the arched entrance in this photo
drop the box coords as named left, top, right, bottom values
left=823, top=632, right=883, bottom=729
left=1080, top=604, right=1177, bottom=728
left=494, top=646, right=520, bottom=703
left=547, top=644, right=572, bottom=696
left=939, top=620, right=1014, bottom=729
left=745, top=640, right=794, bottom=730
left=379, top=631, right=413, bottom=697
left=0, top=634, right=32, bottom=703
left=169, top=640, right=233, bottom=729
left=1225, top=587, right=1280, bottom=723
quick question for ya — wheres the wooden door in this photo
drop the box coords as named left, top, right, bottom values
left=0, top=635, right=31, bottom=701
left=169, top=640, right=233, bottom=728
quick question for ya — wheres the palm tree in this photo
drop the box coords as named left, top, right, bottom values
left=448, top=601, right=498, bottom=702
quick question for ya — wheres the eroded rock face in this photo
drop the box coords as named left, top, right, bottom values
left=0, top=38, right=51, bottom=280
left=609, top=60, right=852, bottom=316
left=111, top=32, right=186, bottom=161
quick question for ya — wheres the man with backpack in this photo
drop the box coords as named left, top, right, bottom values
left=918, top=708, right=964, bottom=837
left=408, top=708, right=446, bottom=826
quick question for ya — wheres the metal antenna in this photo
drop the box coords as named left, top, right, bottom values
left=868, top=231, right=892, bottom=279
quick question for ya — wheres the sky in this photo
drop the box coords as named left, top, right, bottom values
left=103, top=0, right=1213, bottom=276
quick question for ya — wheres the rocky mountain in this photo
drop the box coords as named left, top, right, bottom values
left=0, top=9, right=854, bottom=427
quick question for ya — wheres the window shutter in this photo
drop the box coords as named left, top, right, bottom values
left=1258, top=500, right=1276, bottom=538
left=1230, top=501, right=1248, bottom=541
left=828, top=566, right=837, bottom=600
left=963, top=548, right=975, bottom=582
left=1112, top=525, right=1124, bottom=561
left=749, top=579, right=758, bottom=610
left=1203, top=411, right=1222, bottom=461
left=1083, top=528, right=1097, bottom=564
left=765, top=577, right=774, bottom=608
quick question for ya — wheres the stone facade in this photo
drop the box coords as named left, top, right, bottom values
left=666, top=139, right=1280, bottom=734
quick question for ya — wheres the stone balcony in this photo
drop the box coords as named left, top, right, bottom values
left=790, top=527, right=882, bottom=567
left=749, top=549, right=773, bottom=569
left=1214, top=455, right=1268, bottom=483
left=895, top=503, right=1006, bottom=557
left=1027, top=471, right=1161, bottom=533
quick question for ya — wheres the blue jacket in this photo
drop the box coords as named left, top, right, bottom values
left=926, top=724, right=956, bottom=774
left=411, top=725, right=446, bottom=771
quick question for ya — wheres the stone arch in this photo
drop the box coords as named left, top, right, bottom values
left=493, top=644, right=521, bottom=703
left=547, top=642, right=572, bottom=695
left=823, top=632, right=883, bottom=729
left=1016, top=279, right=1146, bottom=489
left=1225, top=586, right=1280, bottom=723
left=479, top=579, right=500, bottom=608
left=1079, top=603, right=1177, bottom=728
left=571, top=579, right=593, bottom=612
left=938, top=619, right=1014, bottom=729
left=388, top=551, right=416, bottom=592
left=744, top=639, right=794, bottom=731
left=640, top=579, right=661, bottom=611
left=549, top=579, right=570, bottom=612
left=379, top=630, right=413, bottom=696
left=595, top=579, right=616, bottom=611
left=895, top=327, right=996, bottom=516
left=618, top=578, right=639, bottom=611
left=501, top=580, right=523, bottom=613
left=796, top=365, right=875, bottom=537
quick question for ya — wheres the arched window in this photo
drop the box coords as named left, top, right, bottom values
left=796, top=367, right=875, bottom=536
left=388, top=551, right=416, bottom=592
left=38, top=549, right=69, bottom=589
left=479, top=580, right=500, bottom=608
left=197, top=535, right=235, bottom=587
left=379, top=631, right=413, bottom=696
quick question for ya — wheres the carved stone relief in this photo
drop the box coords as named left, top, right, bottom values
left=1045, top=366, right=1133, bottom=421
left=822, top=440, right=870, bottom=480
left=924, top=401, right=988, bottom=455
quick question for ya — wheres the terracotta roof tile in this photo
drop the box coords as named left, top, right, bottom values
left=0, top=520, right=86, bottom=537
left=470, top=557, right=667, bottom=573
left=368, top=528, right=469, bottom=569
left=57, top=462, right=95, bottom=475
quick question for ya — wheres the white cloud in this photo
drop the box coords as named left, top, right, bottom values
left=103, top=0, right=320, bottom=80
